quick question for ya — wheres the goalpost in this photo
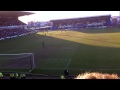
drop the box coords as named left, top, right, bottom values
left=0, top=53, right=35, bottom=73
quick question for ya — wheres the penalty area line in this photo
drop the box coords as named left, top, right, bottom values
left=65, top=59, right=72, bottom=69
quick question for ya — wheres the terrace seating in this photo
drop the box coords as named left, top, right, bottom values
left=0, top=17, right=26, bottom=26
left=0, top=28, right=31, bottom=40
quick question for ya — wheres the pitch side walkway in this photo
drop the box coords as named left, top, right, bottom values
left=2, top=73, right=76, bottom=79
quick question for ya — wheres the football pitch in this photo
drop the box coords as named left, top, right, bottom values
left=1, top=28, right=120, bottom=75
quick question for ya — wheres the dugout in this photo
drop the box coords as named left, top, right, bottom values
left=50, top=15, right=111, bottom=29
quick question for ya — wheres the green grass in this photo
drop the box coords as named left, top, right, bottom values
left=36, top=59, right=70, bottom=68
left=1, top=28, right=120, bottom=75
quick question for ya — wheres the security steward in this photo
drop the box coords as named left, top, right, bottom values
left=15, top=73, right=18, bottom=79
left=60, top=75, right=65, bottom=79
left=0, top=72, right=3, bottom=79
left=10, top=73, right=15, bottom=79
left=20, top=73, right=26, bottom=79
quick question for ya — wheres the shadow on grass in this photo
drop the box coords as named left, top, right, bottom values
left=1, top=31, right=120, bottom=76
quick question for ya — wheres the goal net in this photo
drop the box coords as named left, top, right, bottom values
left=0, top=53, right=35, bottom=73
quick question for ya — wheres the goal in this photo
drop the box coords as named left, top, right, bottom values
left=0, top=53, right=35, bottom=73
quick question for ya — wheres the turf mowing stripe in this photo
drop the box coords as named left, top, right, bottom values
left=43, top=48, right=77, bottom=50
left=41, top=48, right=106, bottom=51
left=67, top=68, right=120, bottom=70
left=39, top=68, right=65, bottom=69
left=46, top=59, right=70, bottom=60
left=36, top=59, right=71, bottom=69
left=38, top=68, right=120, bottom=70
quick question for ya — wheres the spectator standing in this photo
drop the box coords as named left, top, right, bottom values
left=64, top=69, right=69, bottom=79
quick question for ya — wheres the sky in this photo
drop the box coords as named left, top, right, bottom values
left=18, top=11, right=120, bottom=24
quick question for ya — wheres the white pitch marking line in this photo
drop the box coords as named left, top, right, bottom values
left=65, top=59, right=72, bottom=69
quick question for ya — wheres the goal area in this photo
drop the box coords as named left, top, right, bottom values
left=0, top=53, right=35, bottom=73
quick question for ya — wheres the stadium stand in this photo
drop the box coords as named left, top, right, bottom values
left=0, top=27, right=33, bottom=40
left=0, top=17, right=25, bottom=26
left=0, top=11, right=34, bottom=40
left=50, top=15, right=111, bottom=30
